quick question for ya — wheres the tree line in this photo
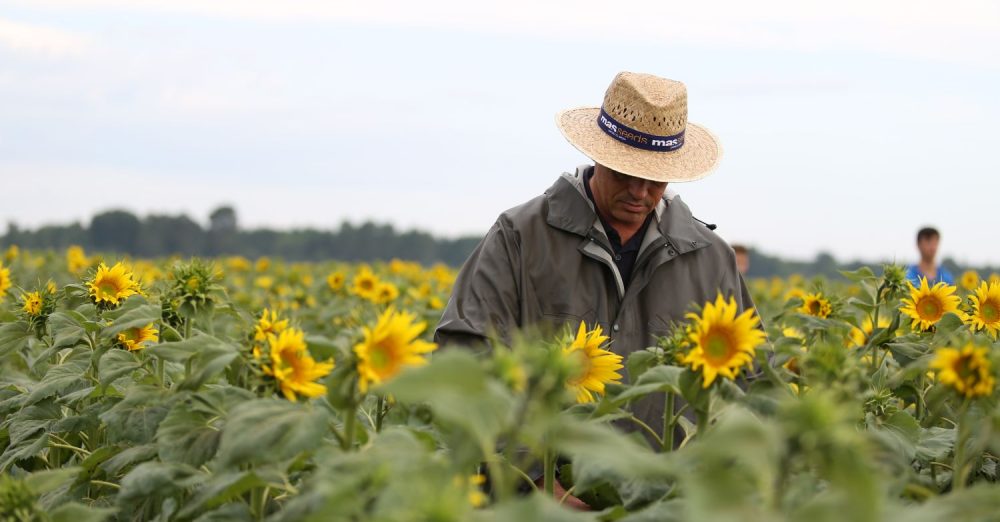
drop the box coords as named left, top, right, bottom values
left=1, top=206, right=995, bottom=278
left=1, top=207, right=480, bottom=266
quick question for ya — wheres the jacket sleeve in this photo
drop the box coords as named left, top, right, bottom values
left=434, top=216, right=522, bottom=350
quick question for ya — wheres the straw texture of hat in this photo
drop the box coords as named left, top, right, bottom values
left=556, top=72, right=721, bottom=183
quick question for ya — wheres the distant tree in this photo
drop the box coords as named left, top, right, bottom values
left=207, top=206, right=239, bottom=256
left=90, top=210, right=141, bottom=253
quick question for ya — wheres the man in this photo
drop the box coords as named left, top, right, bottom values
left=434, top=72, right=757, bottom=495
left=733, top=244, right=751, bottom=275
left=905, top=227, right=954, bottom=286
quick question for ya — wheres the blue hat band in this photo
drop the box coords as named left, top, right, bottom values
left=597, top=107, right=685, bottom=152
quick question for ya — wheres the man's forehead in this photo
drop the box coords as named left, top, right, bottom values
left=603, top=166, right=668, bottom=185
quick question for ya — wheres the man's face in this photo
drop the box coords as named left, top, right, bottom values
left=918, top=236, right=939, bottom=261
left=735, top=251, right=750, bottom=275
left=590, top=163, right=668, bottom=226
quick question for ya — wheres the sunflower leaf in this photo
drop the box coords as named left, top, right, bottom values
left=216, top=399, right=329, bottom=469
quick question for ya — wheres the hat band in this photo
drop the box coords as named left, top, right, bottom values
left=597, top=107, right=685, bottom=152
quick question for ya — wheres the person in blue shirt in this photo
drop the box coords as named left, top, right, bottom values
left=905, top=227, right=954, bottom=286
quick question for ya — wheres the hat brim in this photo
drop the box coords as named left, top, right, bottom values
left=555, top=107, right=721, bottom=183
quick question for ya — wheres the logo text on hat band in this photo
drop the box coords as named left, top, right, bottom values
left=597, top=107, right=685, bottom=152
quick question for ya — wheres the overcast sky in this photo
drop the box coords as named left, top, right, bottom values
left=1, top=0, right=998, bottom=265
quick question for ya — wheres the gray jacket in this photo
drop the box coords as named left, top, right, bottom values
left=435, top=165, right=757, bottom=435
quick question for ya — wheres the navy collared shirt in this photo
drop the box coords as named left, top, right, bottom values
left=583, top=169, right=654, bottom=287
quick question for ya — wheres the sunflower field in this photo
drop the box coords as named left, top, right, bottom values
left=3, top=245, right=1000, bottom=522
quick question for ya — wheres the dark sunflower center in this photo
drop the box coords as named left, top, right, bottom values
left=981, top=300, right=1000, bottom=323
left=703, top=328, right=736, bottom=364
left=370, top=344, right=392, bottom=369
left=98, top=280, right=121, bottom=296
left=919, top=296, right=942, bottom=320
left=956, top=356, right=980, bottom=383
left=808, top=301, right=821, bottom=314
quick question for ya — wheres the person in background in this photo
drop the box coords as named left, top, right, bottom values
left=905, top=227, right=954, bottom=286
left=732, top=244, right=750, bottom=275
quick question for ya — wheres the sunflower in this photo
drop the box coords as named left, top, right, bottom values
left=929, top=344, right=995, bottom=398
left=680, top=293, right=766, bottom=388
left=66, top=245, right=90, bottom=274
left=350, top=266, right=380, bottom=300
left=354, top=307, right=438, bottom=393
left=254, top=276, right=274, bottom=289
left=254, top=308, right=289, bottom=342
left=371, top=282, right=399, bottom=304
left=781, top=328, right=805, bottom=374
left=0, top=264, right=11, bottom=299
left=784, top=287, right=806, bottom=302
left=454, top=474, right=488, bottom=508
left=900, top=277, right=963, bottom=331
left=798, top=292, right=832, bottom=318
left=848, top=316, right=893, bottom=348
left=87, top=262, right=141, bottom=306
left=265, top=328, right=335, bottom=401
left=21, top=291, right=43, bottom=316
left=562, top=321, right=623, bottom=403
left=327, top=271, right=346, bottom=292
left=966, top=281, right=1000, bottom=339
left=960, top=270, right=980, bottom=291
left=117, top=324, right=159, bottom=351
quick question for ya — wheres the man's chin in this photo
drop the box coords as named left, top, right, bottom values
left=612, top=210, right=649, bottom=224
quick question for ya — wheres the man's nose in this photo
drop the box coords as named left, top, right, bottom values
left=626, top=179, right=650, bottom=200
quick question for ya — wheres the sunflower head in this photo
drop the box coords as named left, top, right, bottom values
left=681, top=293, right=766, bottom=388
left=267, top=328, right=335, bottom=401
left=0, top=264, right=12, bottom=298
left=327, top=271, right=346, bottom=291
left=929, top=344, right=995, bottom=398
left=66, top=245, right=90, bottom=274
left=966, top=281, right=1000, bottom=339
left=87, top=262, right=141, bottom=307
left=254, top=308, right=289, bottom=342
left=20, top=291, right=43, bottom=316
left=117, top=323, right=159, bottom=351
left=351, top=266, right=380, bottom=300
left=847, top=316, right=893, bottom=348
left=798, top=292, right=832, bottom=318
left=900, top=277, right=963, bottom=331
left=562, top=321, right=623, bottom=404
left=353, top=307, right=437, bottom=393
left=960, top=270, right=981, bottom=291
left=371, top=282, right=399, bottom=305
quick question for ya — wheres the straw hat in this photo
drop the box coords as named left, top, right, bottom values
left=556, top=72, right=721, bottom=183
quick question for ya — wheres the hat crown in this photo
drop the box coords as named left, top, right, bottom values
left=602, top=72, right=688, bottom=136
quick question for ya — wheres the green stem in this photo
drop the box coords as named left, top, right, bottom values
left=952, top=398, right=973, bottom=491
left=662, top=392, right=675, bottom=452
left=696, top=400, right=711, bottom=439
left=543, top=448, right=555, bottom=496
left=341, top=407, right=357, bottom=451
left=158, top=357, right=166, bottom=389
left=49, top=442, right=90, bottom=458
left=625, top=415, right=662, bottom=448
left=375, top=396, right=386, bottom=433
left=915, top=374, right=926, bottom=422
left=183, top=317, right=192, bottom=339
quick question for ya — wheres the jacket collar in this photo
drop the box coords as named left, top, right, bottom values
left=544, top=165, right=712, bottom=255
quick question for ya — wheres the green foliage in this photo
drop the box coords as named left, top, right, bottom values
left=2, top=252, right=1000, bottom=521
